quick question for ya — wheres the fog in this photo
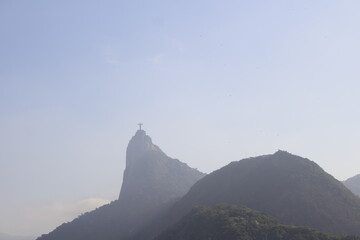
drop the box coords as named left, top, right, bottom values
left=1, top=0, right=360, bottom=237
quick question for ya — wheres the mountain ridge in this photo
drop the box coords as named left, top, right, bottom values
left=35, top=130, right=360, bottom=239
left=139, top=150, right=360, bottom=238
left=36, top=129, right=205, bottom=240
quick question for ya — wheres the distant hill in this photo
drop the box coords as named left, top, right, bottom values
left=155, top=204, right=360, bottom=240
left=146, top=151, right=360, bottom=238
left=343, top=174, right=360, bottom=197
left=36, top=129, right=205, bottom=240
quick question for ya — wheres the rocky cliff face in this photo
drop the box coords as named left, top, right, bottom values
left=119, top=129, right=205, bottom=209
left=36, top=129, right=205, bottom=240
left=118, top=129, right=205, bottom=229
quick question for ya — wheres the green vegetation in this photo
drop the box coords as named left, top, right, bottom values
left=168, top=151, right=360, bottom=236
left=155, top=204, right=360, bottom=240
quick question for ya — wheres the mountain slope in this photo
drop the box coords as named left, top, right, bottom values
left=151, top=151, right=360, bottom=237
left=119, top=129, right=205, bottom=211
left=36, top=129, right=205, bottom=240
left=343, top=174, right=360, bottom=197
left=155, top=204, right=360, bottom=240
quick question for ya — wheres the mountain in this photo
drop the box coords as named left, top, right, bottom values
left=343, top=174, right=360, bottom=197
left=119, top=129, right=205, bottom=211
left=35, top=135, right=360, bottom=240
left=146, top=151, right=360, bottom=238
left=36, top=129, right=205, bottom=240
left=155, top=204, right=360, bottom=240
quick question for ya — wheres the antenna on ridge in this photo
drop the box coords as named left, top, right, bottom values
left=138, top=123, right=143, bottom=130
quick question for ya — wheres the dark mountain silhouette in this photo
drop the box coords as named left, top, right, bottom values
left=343, top=174, right=360, bottom=197
left=36, top=129, right=205, bottom=240
left=155, top=204, right=360, bottom=240
left=142, top=151, right=360, bottom=238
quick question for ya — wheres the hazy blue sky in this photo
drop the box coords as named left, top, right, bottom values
left=1, top=0, right=360, bottom=237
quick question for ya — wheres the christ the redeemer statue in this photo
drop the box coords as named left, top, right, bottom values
left=138, top=123, right=143, bottom=130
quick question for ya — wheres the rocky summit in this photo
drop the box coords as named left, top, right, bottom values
left=119, top=129, right=205, bottom=210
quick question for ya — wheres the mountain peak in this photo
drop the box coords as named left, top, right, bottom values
left=274, top=149, right=290, bottom=155
left=126, top=129, right=162, bottom=167
left=120, top=129, right=205, bottom=205
left=37, top=128, right=205, bottom=240
left=135, top=129, right=146, bottom=135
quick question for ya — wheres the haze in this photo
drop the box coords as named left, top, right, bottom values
left=1, top=0, right=360, bottom=237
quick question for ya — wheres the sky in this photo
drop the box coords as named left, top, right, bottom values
left=1, top=0, right=360, bottom=237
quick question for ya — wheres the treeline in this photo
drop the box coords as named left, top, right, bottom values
left=155, top=204, right=360, bottom=240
